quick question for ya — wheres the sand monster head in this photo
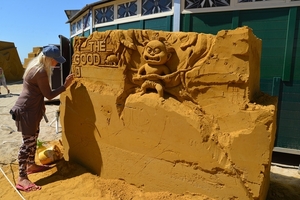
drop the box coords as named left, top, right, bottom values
left=143, top=40, right=172, bottom=65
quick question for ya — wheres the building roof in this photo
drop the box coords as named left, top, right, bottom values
left=64, top=10, right=80, bottom=20
left=65, top=0, right=115, bottom=23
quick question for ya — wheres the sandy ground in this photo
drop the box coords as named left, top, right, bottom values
left=0, top=82, right=300, bottom=200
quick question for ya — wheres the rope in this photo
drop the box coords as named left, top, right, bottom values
left=0, top=166, right=26, bottom=200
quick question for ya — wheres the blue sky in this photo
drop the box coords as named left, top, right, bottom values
left=0, top=1, right=95, bottom=63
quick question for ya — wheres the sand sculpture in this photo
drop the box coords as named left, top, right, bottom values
left=0, top=41, right=23, bottom=82
left=23, top=47, right=42, bottom=69
left=60, top=26, right=277, bottom=199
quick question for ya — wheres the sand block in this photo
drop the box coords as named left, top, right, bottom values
left=60, top=27, right=277, bottom=199
left=0, top=41, right=24, bottom=81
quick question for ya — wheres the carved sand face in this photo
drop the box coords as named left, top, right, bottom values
left=143, top=40, right=169, bottom=65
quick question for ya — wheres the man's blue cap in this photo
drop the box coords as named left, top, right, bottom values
left=42, top=45, right=66, bottom=64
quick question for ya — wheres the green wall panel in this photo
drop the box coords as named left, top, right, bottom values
left=95, top=25, right=117, bottom=32
left=293, top=54, right=300, bottom=79
left=118, top=21, right=142, bottom=30
left=240, top=9, right=289, bottom=80
left=261, top=56, right=284, bottom=69
left=244, top=21, right=288, bottom=30
left=262, top=39, right=286, bottom=48
left=261, top=48, right=286, bottom=57
left=240, top=8, right=289, bottom=21
left=252, top=30, right=286, bottom=39
left=260, top=67, right=283, bottom=78
left=182, top=6, right=300, bottom=150
left=83, top=30, right=90, bottom=37
left=292, top=10, right=300, bottom=81
left=189, top=12, right=232, bottom=34
left=143, top=16, right=172, bottom=31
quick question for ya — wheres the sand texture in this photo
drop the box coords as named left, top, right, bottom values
left=0, top=41, right=24, bottom=82
left=57, top=27, right=279, bottom=199
left=0, top=82, right=300, bottom=200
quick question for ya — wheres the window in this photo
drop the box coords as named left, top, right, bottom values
left=184, top=0, right=230, bottom=8
left=141, top=0, right=172, bottom=16
left=76, top=19, right=82, bottom=31
left=83, top=13, right=91, bottom=28
left=94, top=5, right=114, bottom=24
left=118, top=1, right=138, bottom=18
left=71, top=23, right=76, bottom=35
left=238, top=0, right=264, bottom=2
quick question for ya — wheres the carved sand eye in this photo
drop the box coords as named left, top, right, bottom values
left=154, top=48, right=161, bottom=54
left=147, top=47, right=152, bottom=54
